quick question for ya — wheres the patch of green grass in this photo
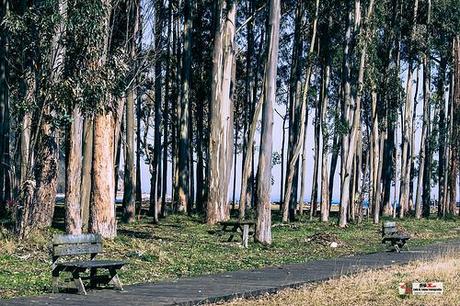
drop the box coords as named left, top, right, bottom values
left=0, top=214, right=458, bottom=299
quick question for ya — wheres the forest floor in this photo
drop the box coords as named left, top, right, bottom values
left=0, top=212, right=459, bottom=299
left=219, top=252, right=460, bottom=306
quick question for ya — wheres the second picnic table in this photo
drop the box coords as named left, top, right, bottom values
left=219, top=220, right=255, bottom=248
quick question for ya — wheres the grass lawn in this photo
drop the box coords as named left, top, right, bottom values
left=0, top=213, right=459, bottom=299
left=219, top=252, right=460, bottom=306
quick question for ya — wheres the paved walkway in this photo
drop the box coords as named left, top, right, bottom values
left=3, top=240, right=460, bottom=306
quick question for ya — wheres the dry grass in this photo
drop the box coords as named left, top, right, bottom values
left=219, top=253, right=460, bottom=306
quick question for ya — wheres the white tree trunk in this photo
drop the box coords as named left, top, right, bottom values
left=255, top=0, right=280, bottom=245
left=207, top=0, right=236, bottom=225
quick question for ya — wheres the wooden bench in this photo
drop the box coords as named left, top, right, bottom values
left=219, top=221, right=255, bottom=248
left=382, top=221, right=410, bottom=253
left=52, top=234, right=125, bottom=295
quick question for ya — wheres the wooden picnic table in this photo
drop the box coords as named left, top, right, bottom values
left=219, top=220, right=255, bottom=248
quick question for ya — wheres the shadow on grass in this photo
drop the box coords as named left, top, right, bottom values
left=117, top=228, right=174, bottom=242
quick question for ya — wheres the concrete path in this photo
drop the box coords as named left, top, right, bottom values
left=3, top=240, right=460, bottom=306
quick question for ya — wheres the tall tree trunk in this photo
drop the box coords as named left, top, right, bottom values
left=449, top=35, right=459, bottom=215
left=399, top=0, right=418, bottom=219
left=149, top=0, right=163, bottom=222
left=255, top=0, right=280, bottom=245
left=328, top=120, right=339, bottom=209
left=188, top=90, right=194, bottom=213
left=171, top=7, right=180, bottom=209
left=340, top=0, right=375, bottom=227
left=31, top=124, right=59, bottom=229
left=178, top=0, right=192, bottom=213
left=320, top=39, right=331, bottom=222
left=282, top=0, right=319, bottom=223
left=280, top=110, right=287, bottom=204
left=355, top=130, right=364, bottom=223
left=299, top=113, right=308, bottom=216
left=135, top=8, right=143, bottom=212
left=65, top=107, right=83, bottom=234
left=371, top=87, right=380, bottom=224
left=207, top=0, right=235, bottom=225
left=80, top=117, right=93, bottom=232
left=16, top=75, right=34, bottom=237
left=339, top=0, right=356, bottom=225
left=90, top=1, right=116, bottom=239
left=232, top=122, right=238, bottom=211
left=239, top=97, right=262, bottom=220
left=0, top=0, right=10, bottom=209
left=437, top=56, right=448, bottom=216
left=31, top=0, right=68, bottom=231
left=310, top=98, right=320, bottom=219
left=162, top=0, right=172, bottom=217
left=240, top=1, right=255, bottom=219
left=417, top=1, right=431, bottom=218
left=122, top=0, right=140, bottom=223
left=285, top=0, right=305, bottom=222
left=91, top=112, right=116, bottom=239
left=135, top=93, right=142, bottom=208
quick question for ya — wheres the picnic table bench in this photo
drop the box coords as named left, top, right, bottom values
left=219, top=220, right=255, bottom=248
left=382, top=221, right=410, bottom=253
left=52, top=233, right=125, bottom=295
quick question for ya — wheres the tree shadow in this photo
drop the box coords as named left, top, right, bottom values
left=117, top=228, right=173, bottom=241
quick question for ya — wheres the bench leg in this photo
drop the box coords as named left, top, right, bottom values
left=73, top=272, right=87, bottom=295
left=90, top=268, right=97, bottom=288
left=227, top=225, right=238, bottom=242
left=52, top=270, right=59, bottom=293
left=109, top=269, right=123, bottom=291
left=242, top=224, right=249, bottom=248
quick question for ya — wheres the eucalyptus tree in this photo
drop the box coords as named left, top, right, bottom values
left=6, top=0, right=65, bottom=236
left=207, top=0, right=236, bottom=225
left=177, top=0, right=192, bottom=213
left=431, top=0, right=460, bottom=216
left=238, top=0, right=267, bottom=220
left=283, top=0, right=306, bottom=222
left=399, top=0, right=419, bottom=219
left=255, top=0, right=280, bottom=245
left=415, top=0, right=432, bottom=219
left=282, top=0, right=320, bottom=223
left=122, top=0, right=140, bottom=224
left=339, top=0, right=375, bottom=227
left=0, top=0, right=10, bottom=212
left=450, top=35, right=459, bottom=215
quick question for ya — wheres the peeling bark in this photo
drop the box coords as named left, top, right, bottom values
left=255, top=0, right=280, bottom=245
left=207, top=0, right=236, bottom=225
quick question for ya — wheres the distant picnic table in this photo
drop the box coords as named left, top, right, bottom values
left=219, top=220, right=255, bottom=248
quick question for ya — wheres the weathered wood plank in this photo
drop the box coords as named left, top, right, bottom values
left=57, top=260, right=125, bottom=269
left=242, top=224, right=249, bottom=248
left=54, top=243, right=103, bottom=256
left=72, top=272, right=87, bottom=295
left=53, top=234, right=102, bottom=245
left=383, top=221, right=396, bottom=228
left=383, top=227, right=398, bottom=235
